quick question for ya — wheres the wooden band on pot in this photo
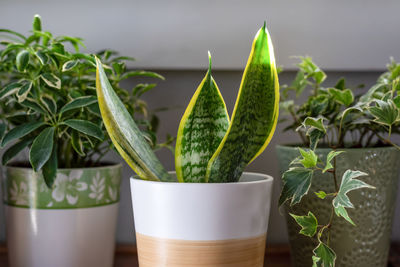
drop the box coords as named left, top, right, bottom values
left=136, top=233, right=266, bottom=267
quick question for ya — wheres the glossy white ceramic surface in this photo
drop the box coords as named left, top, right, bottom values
left=130, top=172, right=273, bottom=241
left=6, top=203, right=119, bottom=267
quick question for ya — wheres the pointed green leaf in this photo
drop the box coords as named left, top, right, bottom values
left=0, top=82, right=22, bottom=99
left=71, top=130, right=85, bottom=156
left=1, top=121, right=45, bottom=147
left=328, top=88, right=354, bottom=106
left=17, top=81, right=33, bottom=102
left=16, top=50, right=30, bottom=72
left=206, top=23, right=279, bottom=182
left=63, top=119, right=104, bottom=140
left=41, top=96, right=57, bottom=114
left=2, top=137, right=33, bottom=165
left=36, top=50, right=49, bottom=65
left=60, top=96, right=97, bottom=114
left=333, top=170, right=374, bottom=224
left=299, top=148, right=318, bottom=168
left=42, top=143, right=58, bottom=188
left=279, top=167, right=313, bottom=206
left=21, top=98, right=48, bottom=114
left=121, top=71, right=165, bottom=80
left=0, top=123, right=6, bottom=142
left=41, top=73, right=61, bottom=89
left=322, top=150, right=344, bottom=173
left=313, top=242, right=336, bottom=267
left=95, top=57, right=172, bottom=181
left=302, top=117, right=326, bottom=133
left=32, top=14, right=42, bottom=31
left=308, top=128, right=324, bottom=151
left=62, top=60, right=79, bottom=72
left=369, top=99, right=399, bottom=127
left=315, top=191, right=327, bottom=199
left=29, top=127, right=55, bottom=172
left=290, top=211, right=318, bottom=237
left=175, top=52, right=229, bottom=182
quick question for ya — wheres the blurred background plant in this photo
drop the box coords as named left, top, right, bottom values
left=0, top=15, right=172, bottom=187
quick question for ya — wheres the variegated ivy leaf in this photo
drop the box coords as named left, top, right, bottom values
left=369, top=99, right=400, bottom=127
left=300, top=117, right=326, bottom=133
left=328, top=88, right=354, bottom=106
left=315, top=191, right=327, bottom=199
left=313, top=242, right=336, bottom=267
left=299, top=148, right=318, bottom=168
left=175, top=52, right=229, bottom=182
left=41, top=73, right=61, bottom=89
left=308, top=128, right=324, bottom=151
left=206, top=23, right=279, bottom=183
left=333, top=170, right=374, bottom=225
left=322, top=150, right=344, bottom=173
left=297, top=56, right=326, bottom=85
left=279, top=167, right=313, bottom=206
left=290, top=211, right=318, bottom=237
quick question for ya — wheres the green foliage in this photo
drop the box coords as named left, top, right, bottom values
left=313, top=242, right=336, bottom=267
left=290, top=211, right=318, bottom=237
left=0, top=15, right=167, bottom=187
left=279, top=167, right=313, bottom=206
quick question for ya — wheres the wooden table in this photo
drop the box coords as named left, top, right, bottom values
left=0, top=243, right=399, bottom=266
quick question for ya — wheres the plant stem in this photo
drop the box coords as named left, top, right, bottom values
left=289, top=110, right=307, bottom=144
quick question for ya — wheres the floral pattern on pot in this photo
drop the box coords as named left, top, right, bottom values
left=2, top=164, right=122, bottom=209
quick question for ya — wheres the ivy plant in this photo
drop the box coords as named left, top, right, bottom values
left=0, top=15, right=170, bottom=187
left=279, top=56, right=400, bottom=266
left=95, top=22, right=279, bottom=183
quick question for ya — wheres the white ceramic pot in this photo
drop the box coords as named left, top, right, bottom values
left=130, top=172, right=273, bottom=267
left=2, top=164, right=122, bottom=267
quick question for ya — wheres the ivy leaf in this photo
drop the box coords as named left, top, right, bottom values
left=29, top=127, right=55, bottom=172
left=322, top=150, right=345, bottom=173
left=279, top=167, right=313, bottom=206
left=60, top=96, right=98, bottom=114
left=308, top=128, right=325, bottom=151
left=41, top=73, right=61, bottom=89
left=16, top=50, right=30, bottom=72
left=297, top=57, right=326, bottom=85
left=315, top=191, right=327, bottom=199
left=312, top=256, right=321, bottom=267
left=290, top=71, right=308, bottom=96
left=369, top=99, right=399, bottom=127
left=299, top=148, right=318, bottom=168
left=62, top=60, right=79, bottom=72
left=313, top=242, right=336, bottom=267
left=328, top=88, right=354, bottom=106
left=62, top=119, right=104, bottom=140
left=333, top=170, right=374, bottom=224
left=290, top=211, right=318, bottom=237
left=301, top=117, right=326, bottom=133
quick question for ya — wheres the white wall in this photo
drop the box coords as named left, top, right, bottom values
left=1, top=0, right=400, bottom=70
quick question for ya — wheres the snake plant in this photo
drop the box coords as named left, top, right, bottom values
left=96, top=22, right=279, bottom=183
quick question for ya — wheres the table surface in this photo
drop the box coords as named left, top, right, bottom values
left=0, top=244, right=399, bottom=267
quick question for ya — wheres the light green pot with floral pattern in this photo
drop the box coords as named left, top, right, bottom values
left=2, top=163, right=122, bottom=267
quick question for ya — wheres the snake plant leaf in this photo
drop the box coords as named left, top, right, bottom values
left=95, top=57, right=172, bottom=182
left=333, top=170, right=374, bottom=225
left=290, top=211, right=318, bottom=237
left=175, top=52, right=229, bottom=182
left=206, top=23, right=279, bottom=182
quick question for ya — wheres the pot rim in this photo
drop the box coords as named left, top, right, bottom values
left=131, top=171, right=273, bottom=185
left=276, top=143, right=398, bottom=152
left=4, top=162, right=122, bottom=171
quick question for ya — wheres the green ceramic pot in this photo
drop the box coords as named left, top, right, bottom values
left=276, top=145, right=400, bottom=267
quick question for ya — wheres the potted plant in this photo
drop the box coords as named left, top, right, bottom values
left=95, top=23, right=278, bottom=266
left=277, top=57, right=400, bottom=266
left=0, top=15, right=167, bottom=267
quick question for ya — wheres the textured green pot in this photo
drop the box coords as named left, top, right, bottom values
left=276, top=145, right=400, bottom=267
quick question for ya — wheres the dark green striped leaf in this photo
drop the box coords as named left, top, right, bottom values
left=41, top=96, right=57, bottom=114
left=175, top=52, right=229, bottom=182
left=16, top=50, right=30, bottom=72
left=62, top=60, right=79, bottom=72
left=41, top=73, right=61, bottom=89
left=1, top=121, right=45, bottom=147
left=60, top=96, right=97, bottom=114
left=71, top=130, right=85, bottom=156
left=0, top=123, right=6, bottom=143
left=0, top=82, right=22, bottom=99
left=95, top=57, right=172, bottom=182
left=36, top=50, right=49, bottom=65
left=42, top=143, right=58, bottom=188
left=63, top=119, right=104, bottom=140
left=17, top=81, right=33, bottom=102
left=21, top=98, right=48, bottom=114
left=29, top=127, right=55, bottom=172
left=206, top=23, right=279, bottom=182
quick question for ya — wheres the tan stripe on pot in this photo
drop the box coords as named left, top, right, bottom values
left=136, top=233, right=266, bottom=267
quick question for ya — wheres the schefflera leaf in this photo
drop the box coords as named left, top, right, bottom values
left=206, top=22, right=279, bottom=182
left=175, top=52, right=230, bottom=182
left=95, top=57, right=173, bottom=182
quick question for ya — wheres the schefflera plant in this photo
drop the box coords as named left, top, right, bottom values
left=95, top=22, right=279, bottom=183
left=0, top=15, right=168, bottom=187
